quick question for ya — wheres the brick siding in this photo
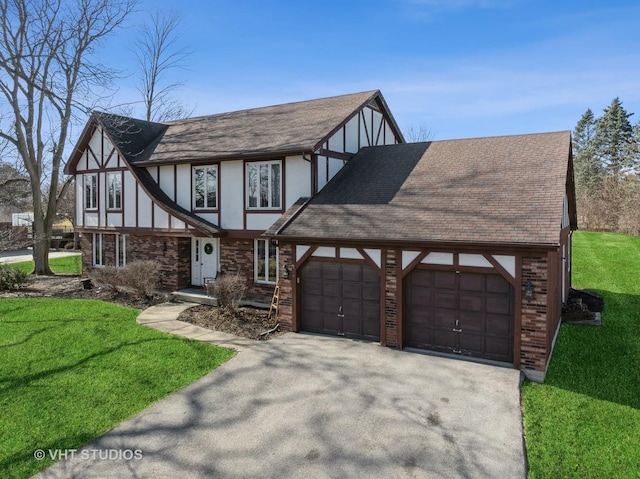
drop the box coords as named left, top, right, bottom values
left=520, top=255, right=549, bottom=372
left=219, top=237, right=274, bottom=303
left=384, top=249, right=398, bottom=347
left=80, top=233, right=190, bottom=291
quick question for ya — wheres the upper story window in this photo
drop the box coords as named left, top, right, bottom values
left=193, top=165, right=217, bottom=210
left=107, top=172, right=122, bottom=210
left=84, top=173, right=97, bottom=210
left=247, top=160, right=281, bottom=209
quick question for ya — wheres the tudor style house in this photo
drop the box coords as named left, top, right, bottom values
left=65, top=90, right=404, bottom=301
left=66, top=90, right=577, bottom=382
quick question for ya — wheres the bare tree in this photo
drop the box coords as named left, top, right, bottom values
left=0, top=0, right=134, bottom=274
left=0, top=162, right=30, bottom=209
left=405, top=124, right=433, bottom=142
left=134, top=10, right=192, bottom=122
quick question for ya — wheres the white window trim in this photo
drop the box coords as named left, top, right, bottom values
left=254, top=238, right=278, bottom=284
left=116, top=234, right=128, bottom=267
left=84, top=173, right=97, bottom=210
left=93, top=233, right=105, bottom=267
left=246, top=160, right=282, bottom=210
left=193, top=165, right=218, bottom=210
left=107, top=172, right=122, bottom=210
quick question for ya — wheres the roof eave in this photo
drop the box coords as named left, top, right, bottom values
left=132, top=148, right=315, bottom=166
left=265, top=234, right=562, bottom=251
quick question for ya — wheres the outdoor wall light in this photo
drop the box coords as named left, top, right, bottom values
left=162, top=241, right=167, bottom=252
left=282, top=264, right=289, bottom=279
left=524, top=280, right=535, bottom=301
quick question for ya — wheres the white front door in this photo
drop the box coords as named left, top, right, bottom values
left=191, top=238, right=219, bottom=286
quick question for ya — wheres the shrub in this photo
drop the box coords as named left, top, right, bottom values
left=118, top=260, right=160, bottom=299
left=214, top=271, right=246, bottom=312
left=89, top=266, right=122, bottom=294
left=0, top=264, right=32, bottom=291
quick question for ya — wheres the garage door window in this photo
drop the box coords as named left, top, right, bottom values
left=255, top=239, right=278, bottom=284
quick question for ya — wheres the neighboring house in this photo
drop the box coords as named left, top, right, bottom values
left=65, top=90, right=576, bottom=382
left=64, top=90, right=403, bottom=301
left=266, top=133, right=576, bottom=382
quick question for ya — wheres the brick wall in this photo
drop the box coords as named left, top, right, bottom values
left=219, top=237, right=274, bottom=303
left=80, top=233, right=190, bottom=291
left=276, top=243, right=294, bottom=331
left=384, top=249, right=398, bottom=347
left=520, top=254, right=549, bottom=372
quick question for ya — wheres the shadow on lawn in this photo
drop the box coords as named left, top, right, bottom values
left=546, top=289, right=640, bottom=410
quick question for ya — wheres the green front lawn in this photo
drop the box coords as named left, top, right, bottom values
left=10, top=254, right=82, bottom=275
left=0, top=298, right=235, bottom=479
left=522, top=231, right=640, bottom=478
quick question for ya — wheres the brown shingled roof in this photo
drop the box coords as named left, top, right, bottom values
left=268, top=131, right=575, bottom=246
left=133, top=90, right=396, bottom=165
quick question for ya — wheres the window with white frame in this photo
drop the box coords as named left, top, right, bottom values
left=247, top=161, right=281, bottom=209
left=93, top=233, right=105, bottom=266
left=255, top=239, right=278, bottom=283
left=84, top=173, right=97, bottom=210
left=116, top=234, right=129, bottom=267
left=107, top=172, right=122, bottom=210
left=193, top=165, right=218, bottom=209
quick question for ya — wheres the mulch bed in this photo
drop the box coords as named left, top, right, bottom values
left=176, top=304, right=285, bottom=340
left=0, top=275, right=284, bottom=340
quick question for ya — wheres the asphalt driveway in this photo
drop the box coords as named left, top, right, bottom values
left=35, top=333, right=526, bottom=479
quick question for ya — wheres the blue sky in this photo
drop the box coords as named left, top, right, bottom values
left=103, top=0, right=640, bottom=140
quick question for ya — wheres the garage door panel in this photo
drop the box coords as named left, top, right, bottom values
left=459, top=273, right=483, bottom=291
left=410, top=270, right=434, bottom=288
left=301, top=260, right=380, bottom=341
left=433, top=330, right=456, bottom=350
left=487, top=274, right=510, bottom=293
left=434, top=310, right=456, bottom=329
left=459, top=333, right=484, bottom=355
left=434, top=271, right=457, bottom=289
left=460, top=312, right=484, bottom=332
left=303, top=279, right=323, bottom=296
left=342, top=263, right=362, bottom=282
left=434, top=291, right=457, bottom=309
left=323, top=282, right=342, bottom=298
left=362, top=284, right=379, bottom=301
left=302, top=262, right=322, bottom=279
left=486, top=315, right=511, bottom=335
left=486, top=296, right=510, bottom=315
left=362, top=267, right=380, bottom=283
left=459, top=294, right=483, bottom=312
left=342, top=283, right=363, bottom=300
left=485, top=337, right=512, bottom=361
left=406, top=269, right=514, bottom=363
left=407, top=289, right=431, bottom=307
left=323, top=263, right=341, bottom=280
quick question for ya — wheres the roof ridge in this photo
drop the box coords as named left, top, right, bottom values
left=163, top=90, right=380, bottom=125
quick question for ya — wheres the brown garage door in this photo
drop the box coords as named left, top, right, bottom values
left=405, top=269, right=513, bottom=362
left=301, top=261, right=380, bottom=341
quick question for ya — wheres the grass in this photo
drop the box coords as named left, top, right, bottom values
left=0, top=298, right=235, bottom=479
left=10, top=254, right=82, bottom=275
left=522, top=231, right=640, bottom=478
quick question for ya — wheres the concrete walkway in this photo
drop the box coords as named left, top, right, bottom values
left=136, top=302, right=257, bottom=351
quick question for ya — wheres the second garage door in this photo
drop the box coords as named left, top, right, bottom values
left=405, top=269, right=514, bottom=363
left=300, top=261, right=380, bottom=341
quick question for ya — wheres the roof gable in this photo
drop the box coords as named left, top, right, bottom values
left=269, top=131, right=575, bottom=246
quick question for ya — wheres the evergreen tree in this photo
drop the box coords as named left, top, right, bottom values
left=572, top=108, right=602, bottom=196
left=594, top=97, right=638, bottom=179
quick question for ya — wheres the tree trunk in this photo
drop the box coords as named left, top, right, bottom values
left=32, top=216, right=52, bottom=275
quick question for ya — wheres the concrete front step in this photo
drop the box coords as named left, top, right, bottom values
left=170, top=288, right=218, bottom=306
